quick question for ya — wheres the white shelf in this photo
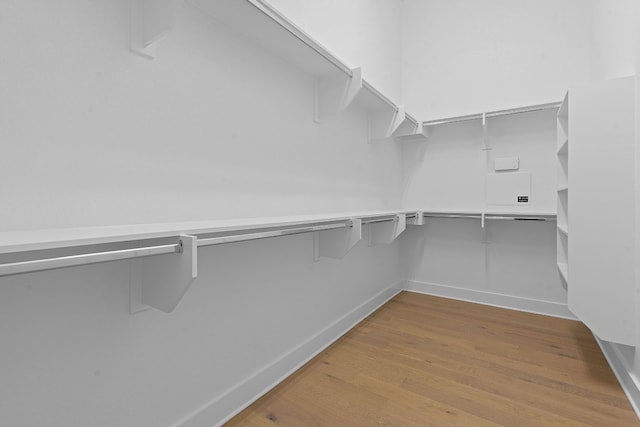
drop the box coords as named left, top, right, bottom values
left=421, top=101, right=562, bottom=127
left=558, top=92, right=569, bottom=119
left=190, top=0, right=346, bottom=78
left=557, top=262, right=568, bottom=283
left=557, top=138, right=568, bottom=155
left=557, top=224, right=568, bottom=236
left=0, top=209, right=417, bottom=255
left=412, top=208, right=557, bottom=218
left=187, top=0, right=425, bottom=140
left=557, top=186, right=568, bottom=192
left=0, top=209, right=420, bottom=313
left=0, top=208, right=558, bottom=256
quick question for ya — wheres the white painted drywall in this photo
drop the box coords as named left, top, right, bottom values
left=403, top=108, right=558, bottom=214
left=401, top=218, right=570, bottom=316
left=0, top=0, right=404, bottom=232
left=266, top=0, right=404, bottom=104
left=400, top=108, right=567, bottom=313
left=401, top=0, right=596, bottom=120
left=591, top=0, right=640, bottom=81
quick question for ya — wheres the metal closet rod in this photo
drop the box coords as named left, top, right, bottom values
left=422, top=102, right=562, bottom=127
left=0, top=243, right=181, bottom=277
left=423, top=214, right=555, bottom=222
left=0, top=215, right=413, bottom=277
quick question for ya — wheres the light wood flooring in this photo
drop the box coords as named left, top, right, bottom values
left=226, top=291, right=639, bottom=426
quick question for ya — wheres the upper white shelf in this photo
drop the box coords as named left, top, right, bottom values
left=185, top=0, right=424, bottom=139
left=558, top=92, right=569, bottom=119
left=190, top=0, right=347, bottom=78
left=421, top=102, right=562, bottom=127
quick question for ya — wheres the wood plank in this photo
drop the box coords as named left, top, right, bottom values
left=225, top=292, right=639, bottom=426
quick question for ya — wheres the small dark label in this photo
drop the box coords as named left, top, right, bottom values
left=517, top=196, right=529, bottom=203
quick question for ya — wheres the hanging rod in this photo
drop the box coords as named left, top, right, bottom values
left=362, top=215, right=408, bottom=225
left=198, top=223, right=348, bottom=247
left=0, top=243, right=181, bottom=277
left=422, top=102, right=562, bottom=127
left=0, top=212, right=423, bottom=277
left=422, top=214, right=555, bottom=222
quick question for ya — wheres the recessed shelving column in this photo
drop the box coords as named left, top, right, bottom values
left=556, top=93, right=569, bottom=286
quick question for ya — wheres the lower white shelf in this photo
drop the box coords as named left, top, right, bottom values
left=557, top=224, right=568, bottom=236
left=557, top=262, right=568, bottom=283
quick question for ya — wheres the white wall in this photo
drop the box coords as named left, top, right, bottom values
left=0, top=0, right=404, bottom=232
left=0, top=1, right=405, bottom=426
left=266, top=0, right=404, bottom=104
left=401, top=0, right=595, bottom=120
left=401, top=218, right=570, bottom=317
left=400, top=108, right=570, bottom=317
left=403, top=109, right=559, bottom=213
left=591, top=0, right=640, bottom=80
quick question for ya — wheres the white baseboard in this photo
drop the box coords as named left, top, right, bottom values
left=404, top=279, right=576, bottom=320
left=174, top=282, right=403, bottom=427
left=595, top=337, right=640, bottom=421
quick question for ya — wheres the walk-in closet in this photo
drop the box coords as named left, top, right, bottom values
left=1, top=1, right=639, bottom=426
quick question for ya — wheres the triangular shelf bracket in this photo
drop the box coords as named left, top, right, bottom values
left=313, top=219, right=362, bottom=261
left=370, top=105, right=406, bottom=142
left=130, top=234, right=198, bottom=314
left=130, top=0, right=184, bottom=59
left=391, top=111, right=419, bottom=138
left=368, top=214, right=407, bottom=246
left=407, top=211, right=426, bottom=226
left=396, top=122, right=430, bottom=141
left=314, top=67, right=363, bottom=122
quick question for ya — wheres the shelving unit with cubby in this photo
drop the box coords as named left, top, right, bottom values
left=566, top=76, right=636, bottom=346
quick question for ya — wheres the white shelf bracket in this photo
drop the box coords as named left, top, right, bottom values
left=314, top=67, right=363, bottom=122
left=480, top=213, right=490, bottom=244
left=391, top=109, right=421, bottom=139
left=130, top=0, right=184, bottom=59
left=130, top=234, right=198, bottom=313
left=414, top=123, right=430, bottom=139
left=407, top=211, right=425, bottom=226
left=313, top=219, right=362, bottom=261
left=368, top=214, right=407, bottom=246
left=481, top=112, right=492, bottom=151
left=370, top=105, right=405, bottom=142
